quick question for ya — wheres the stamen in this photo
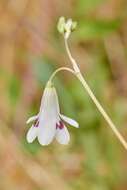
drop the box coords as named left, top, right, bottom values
left=34, top=119, right=39, bottom=127
left=56, top=123, right=59, bottom=129
left=56, top=121, right=64, bottom=130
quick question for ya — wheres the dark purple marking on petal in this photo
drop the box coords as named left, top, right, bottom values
left=34, top=119, right=39, bottom=128
left=59, top=121, right=64, bottom=129
left=56, top=121, right=64, bottom=130
left=56, top=123, right=59, bottom=129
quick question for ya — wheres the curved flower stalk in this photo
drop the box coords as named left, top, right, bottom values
left=57, top=17, right=127, bottom=151
left=26, top=81, right=79, bottom=145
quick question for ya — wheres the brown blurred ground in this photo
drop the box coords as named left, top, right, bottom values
left=0, top=0, right=127, bottom=190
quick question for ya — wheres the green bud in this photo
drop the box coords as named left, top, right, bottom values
left=57, top=17, right=65, bottom=34
left=71, top=21, right=77, bottom=31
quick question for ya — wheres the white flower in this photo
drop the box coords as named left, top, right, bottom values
left=26, top=81, right=79, bottom=146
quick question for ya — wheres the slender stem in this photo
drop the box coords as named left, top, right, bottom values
left=64, top=38, right=80, bottom=73
left=48, top=67, right=75, bottom=82
left=64, top=38, right=127, bottom=151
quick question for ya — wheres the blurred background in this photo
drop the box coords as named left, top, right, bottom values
left=0, top=0, right=127, bottom=189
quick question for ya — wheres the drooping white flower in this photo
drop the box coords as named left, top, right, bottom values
left=26, top=81, right=79, bottom=146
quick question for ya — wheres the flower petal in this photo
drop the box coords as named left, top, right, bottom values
left=26, top=115, right=38, bottom=124
left=39, top=86, right=60, bottom=118
left=37, top=116, right=56, bottom=146
left=37, top=86, right=60, bottom=146
left=60, top=114, right=79, bottom=128
left=38, top=125, right=56, bottom=146
left=56, top=126, right=70, bottom=145
left=26, top=125, right=38, bottom=143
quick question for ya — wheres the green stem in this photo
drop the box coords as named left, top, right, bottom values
left=64, top=37, right=127, bottom=151
left=48, top=67, right=75, bottom=82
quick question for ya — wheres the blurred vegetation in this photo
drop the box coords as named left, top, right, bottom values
left=0, top=0, right=127, bottom=190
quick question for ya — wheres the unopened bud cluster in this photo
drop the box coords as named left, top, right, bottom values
left=57, top=17, right=77, bottom=39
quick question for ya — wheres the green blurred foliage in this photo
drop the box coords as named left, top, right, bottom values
left=75, top=19, right=121, bottom=40
left=76, top=0, right=104, bottom=15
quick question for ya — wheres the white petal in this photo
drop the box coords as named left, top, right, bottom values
left=60, top=114, right=79, bottom=128
left=26, top=115, right=38, bottom=124
left=56, top=126, right=70, bottom=145
left=39, top=86, right=60, bottom=118
left=39, top=85, right=50, bottom=113
left=26, top=125, right=38, bottom=143
left=38, top=126, right=56, bottom=146
left=37, top=85, right=60, bottom=146
left=46, top=87, right=60, bottom=115
left=37, top=117, right=56, bottom=146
